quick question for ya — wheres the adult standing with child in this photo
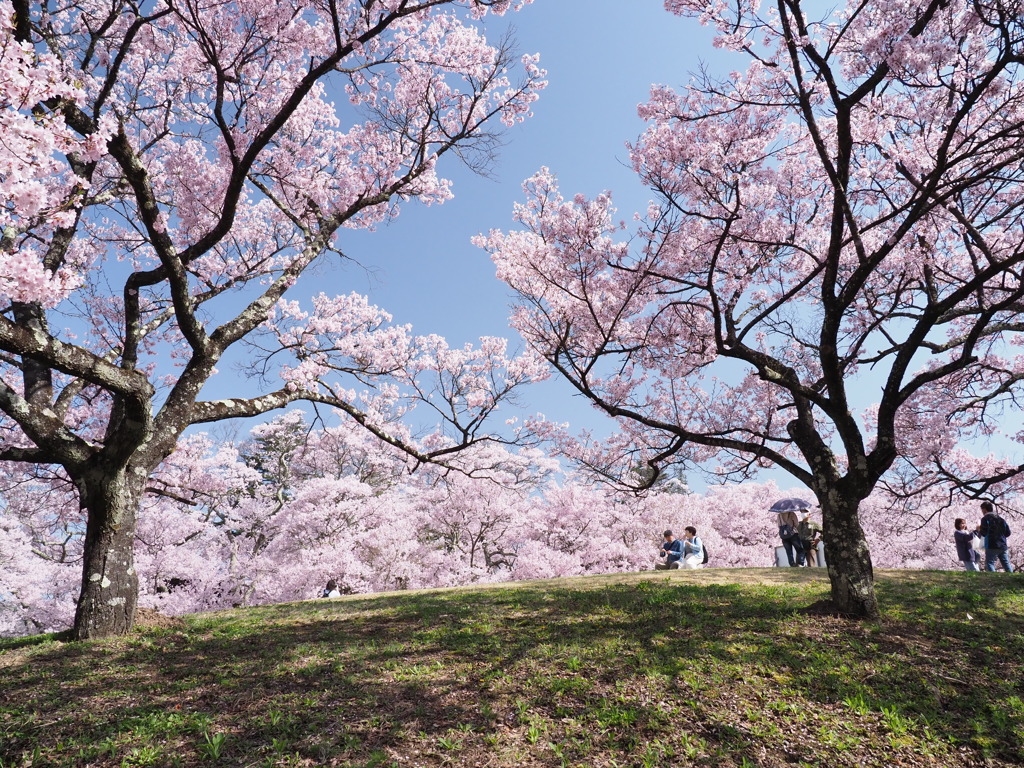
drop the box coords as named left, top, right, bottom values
left=978, top=501, right=1014, bottom=572
left=953, top=518, right=981, bottom=572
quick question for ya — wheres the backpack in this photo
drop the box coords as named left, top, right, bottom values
left=798, top=520, right=817, bottom=540
left=985, top=515, right=1011, bottom=548
left=702, top=543, right=709, bottom=565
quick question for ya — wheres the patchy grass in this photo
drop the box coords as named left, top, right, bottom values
left=2, top=568, right=1023, bottom=767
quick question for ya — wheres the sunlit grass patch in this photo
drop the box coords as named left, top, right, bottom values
left=2, top=568, right=1023, bottom=767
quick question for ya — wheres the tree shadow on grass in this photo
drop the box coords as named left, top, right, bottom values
left=3, top=573, right=1023, bottom=767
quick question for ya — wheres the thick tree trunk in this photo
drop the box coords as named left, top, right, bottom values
left=819, top=491, right=880, bottom=619
left=72, top=468, right=144, bottom=640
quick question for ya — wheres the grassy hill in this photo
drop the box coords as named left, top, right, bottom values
left=2, top=568, right=1022, bottom=768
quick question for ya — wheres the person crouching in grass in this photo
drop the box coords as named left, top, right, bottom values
left=656, top=530, right=683, bottom=570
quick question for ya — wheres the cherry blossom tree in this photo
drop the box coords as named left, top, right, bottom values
left=3, top=408, right=1009, bottom=636
left=0, top=0, right=545, bottom=638
left=478, top=0, right=1024, bottom=617
left=0, top=465, right=81, bottom=636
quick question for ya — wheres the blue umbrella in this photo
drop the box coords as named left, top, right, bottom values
left=769, top=497, right=813, bottom=513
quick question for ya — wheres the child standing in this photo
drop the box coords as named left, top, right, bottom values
left=953, top=518, right=980, bottom=572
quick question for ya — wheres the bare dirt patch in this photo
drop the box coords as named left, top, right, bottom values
left=133, top=607, right=187, bottom=630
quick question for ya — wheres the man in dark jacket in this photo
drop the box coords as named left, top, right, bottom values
left=655, top=530, right=683, bottom=570
left=978, top=501, right=1014, bottom=572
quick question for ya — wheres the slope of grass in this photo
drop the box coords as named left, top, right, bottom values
left=2, top=568, right=1023, bottom=768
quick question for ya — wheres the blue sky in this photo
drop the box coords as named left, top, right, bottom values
left=206, top=1, right=1021, bottom=495
left=328, top=1, right=726, bottom=434
left=197, top=0, right=741, bottom=490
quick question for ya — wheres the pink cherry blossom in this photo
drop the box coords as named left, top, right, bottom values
left=480, top=0, right=1024, bottom=618
left=0, top=0, right=544, bottom=638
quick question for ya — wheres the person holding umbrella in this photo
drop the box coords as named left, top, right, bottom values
left=771, top=498, right=811, bottom=567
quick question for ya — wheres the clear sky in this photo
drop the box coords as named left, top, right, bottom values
left=204, top=1, right=802, bottom=493
left=205, top=1, right=1022, bottom=495
left=320, top=0, right=727, bottom=434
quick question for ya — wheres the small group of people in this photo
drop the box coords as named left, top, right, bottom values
left=955, top=500, right=1015, bottom=572
left=776, top=507, right=823, bottom=567
left=655, top=527, right=705, bottom=570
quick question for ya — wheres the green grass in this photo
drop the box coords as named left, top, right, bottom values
left=1, top=568, right=1022, bottom=767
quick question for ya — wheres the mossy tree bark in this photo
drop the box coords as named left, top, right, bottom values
left=72, top=467, right=145, bottom=639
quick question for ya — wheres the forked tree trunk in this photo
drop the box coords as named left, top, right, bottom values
left=819, top=491, right=880, bottom=619
left=72, top=468, right=144, bottom=640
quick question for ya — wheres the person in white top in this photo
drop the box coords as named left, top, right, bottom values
left=682, top=526, right=704, bottom=569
